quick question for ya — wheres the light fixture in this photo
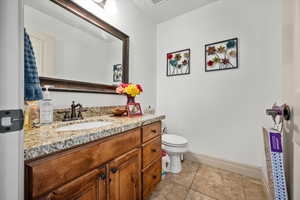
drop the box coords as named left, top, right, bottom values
left=72, top=0, right=117, bottom=16
left=92, top=0, right=107, bottom=8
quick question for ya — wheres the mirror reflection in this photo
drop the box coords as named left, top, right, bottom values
left=24, top=0, right=123, bottom=85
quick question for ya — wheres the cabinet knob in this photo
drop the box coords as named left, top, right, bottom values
left=111, top=168, right=118, bottom=174
left=151, top=149, right=157, bottom=153
left=99, top=173, right=107, bottom=180
left=152, top=175, right=157, bottom=179
left=151, top=130, right=157, bottom=133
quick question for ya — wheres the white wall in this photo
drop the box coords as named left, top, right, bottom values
left=35, top=0, right=157, bottom=109
left=157, top=0, right=281, bottom=167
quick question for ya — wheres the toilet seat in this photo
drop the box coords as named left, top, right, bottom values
left=162, top=134, right=188, bottom=147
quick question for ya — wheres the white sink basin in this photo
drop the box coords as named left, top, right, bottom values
left=56, top=121, right=113, bottom=132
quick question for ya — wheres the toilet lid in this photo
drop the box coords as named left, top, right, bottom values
left=162, top=134, right=188, bottom=146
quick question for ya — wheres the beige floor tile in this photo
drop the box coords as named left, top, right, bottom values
left=185, top=189, right=216, bottom=200
left=149, top=194, right=168, bottom=200
left=151, top=162, right=267, bottom=200
left=191, top=165, right=246, bottom=200
left=242, top=177, right=267, bottom=200
left=182, top=160, right=201, bottom=172
left=165, top=160, right=200, bottom=188
left=149, top=179, right=189, bottom=200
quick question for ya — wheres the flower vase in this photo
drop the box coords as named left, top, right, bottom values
left=127, top=95, right=135, bottom=104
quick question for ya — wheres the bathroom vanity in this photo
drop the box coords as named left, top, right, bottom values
left=24, top=114, right=165, bottom=200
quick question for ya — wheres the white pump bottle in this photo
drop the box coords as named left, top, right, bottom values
left=40, top=85, right=54, bottom=124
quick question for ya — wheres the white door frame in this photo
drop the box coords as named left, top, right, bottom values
left=282, top=0, right=300, bottom=199
left=0, top=0, right=24, bottom=200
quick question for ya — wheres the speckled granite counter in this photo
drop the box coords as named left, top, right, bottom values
left=24, top=114, right=165, bottom=161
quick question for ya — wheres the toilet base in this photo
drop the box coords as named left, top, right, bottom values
left=162, top=143, right=188, bottom=174
left=168, top=154, right=182, bottom=173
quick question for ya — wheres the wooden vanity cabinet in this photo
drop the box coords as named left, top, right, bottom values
left=142, top=159, right=162, bottom=199
left=142, top=121, right=161, bottom=143
left=141, top=122, right=162, bottom=200
left=109, top=148, right=141, bottom=200
left=25, top=121, right=162, bottom=200
left=41, top=167, right=107, bottom=200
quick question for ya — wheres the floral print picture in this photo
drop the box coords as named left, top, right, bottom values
left=167, top=49, right=190, bottom=76
left=205, top=38, right=238, bottom=72
left=113, top=64, right=122, bottom=83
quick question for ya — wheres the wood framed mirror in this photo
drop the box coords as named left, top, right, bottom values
left=25, top=0, right=129, bottom=94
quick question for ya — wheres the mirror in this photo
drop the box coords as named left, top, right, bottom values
left=24, top=0, right=129, bottom=94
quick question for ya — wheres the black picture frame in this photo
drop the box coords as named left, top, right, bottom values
left=166, top=49, right=191, bottom=76
left=113, top=64, right=122, bottom=83
left=205, top=38, right=238, bottom=72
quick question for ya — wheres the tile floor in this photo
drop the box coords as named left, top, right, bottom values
left=149, top=160, right=267, bottom=200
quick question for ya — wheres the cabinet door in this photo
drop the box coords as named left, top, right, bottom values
left=43, top=167, right=107, bottom=200
left=109, top=148, right=141, bottom=200
left=142, top=159, right=162, bottom=199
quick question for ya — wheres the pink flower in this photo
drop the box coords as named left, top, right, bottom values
left=120, top=83, right=129, bottom=88
left=116, top=86, right=124, bottom=94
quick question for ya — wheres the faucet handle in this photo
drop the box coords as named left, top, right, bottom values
left=57, top=110, right=71, bottom=121
left=63, top=112, right=71, bottom=121
left=77, top=105, right=88, bottom=120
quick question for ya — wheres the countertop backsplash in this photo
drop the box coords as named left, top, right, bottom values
left=53, top=105, right=127, bottom=122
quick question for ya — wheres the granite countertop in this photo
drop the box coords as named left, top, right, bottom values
left=24, top=114, right=165, bottom=161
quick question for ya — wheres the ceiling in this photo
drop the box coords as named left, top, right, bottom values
left=131, top=0, right=219, bottom=23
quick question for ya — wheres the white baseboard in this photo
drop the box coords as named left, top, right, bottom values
left=184, top=152, right=263, bottom=180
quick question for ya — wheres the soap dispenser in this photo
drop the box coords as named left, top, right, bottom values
left=40, top=85, right=54, bottom=124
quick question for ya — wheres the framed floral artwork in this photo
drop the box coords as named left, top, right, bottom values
left=205, top=38, right=238, bottom=72
left=167, top=49, right=190, bottom=76
left=113, top=64, right=122, bottom=83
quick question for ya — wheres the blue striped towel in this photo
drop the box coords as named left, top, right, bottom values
left=24, top=29, right=43, bottom=101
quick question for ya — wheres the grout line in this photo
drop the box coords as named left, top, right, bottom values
left=241, top=177, right=248, bottom=200
left=185, top=164, right=218, bottom=200
left=198, top=191, right=218, bottom=200
left=183, top=191, right=189, bottom=200
left=184, top=164, right=201, bottom=200
left=183, top=162, right=200, bottom=200
left=187, top=188, right=219, bottom=200
left=188, top=165, right=200, bottom=190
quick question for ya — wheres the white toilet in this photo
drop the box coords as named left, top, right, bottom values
left=162, top=134, right=188, bottom=174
